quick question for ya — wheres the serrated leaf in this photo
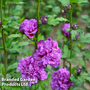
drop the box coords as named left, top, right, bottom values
left=71, top=30, right=78, bottom=40
left=78, top=32, right=90, bottom=43
left=8, top=34, right=22, bottom=38
left=62, top=45, right=70, bottom=58
left=38, top=34, right=44, bottom=41
left=56, top=17, right=68, bottom=22
left=7, top=62, right=18, bottom=72
left=18, top=41, right=29, bottom=46
left=78, top=59, right=86, bottom=67
left=48, top=15, right=59, bottom=26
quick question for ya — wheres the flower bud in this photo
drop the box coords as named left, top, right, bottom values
left=0, top=22, right=2, bottom=27
left=72, top=23, right=78, bottom=29
left=76, top=68, right=82, bottom=75
left=66, top=4, right=71, bottom=10
left=60, top=9, right=66, bottom=15
left=40, top=15, right=48, bottom=24
left=76, top=3, right=79, bottom=6
left=75, top=32, right=79, bottom=40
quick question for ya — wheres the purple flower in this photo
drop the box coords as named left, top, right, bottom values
left=40, top=15, right=48, bottom=24
left=66, top=4, right=71, bottom=10
left=62, top=23, right=79, bottom=39
left=17, top=55, right=47, bottom=86
left=33, top=38, right=62, bottom=68
left=19, top=19, right=28, bottom=34
left=50, top=68, right=73, bottom=90
left=60, top=9, right=66, bottom=15
left=0, top=22, right=2, bottom=27
left=19, top=19, right=37, bottom=38
left=62, top=23, right=71, bottom=39
left=72, top=23, right=78, bottom=30
left=76, top=68, right=82, bottom=75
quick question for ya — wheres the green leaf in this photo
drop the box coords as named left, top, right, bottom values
left=18, top=17, right=25, bottom=23
left=81, top=72, right=90, bottom=81
left=46, top=5, right=53, bottom=8
left=58, top=0, right=70, bottom=6
left=56, top=29, right=65, bottom=40
left=0, top=33, right=2, bottom=37
left=48, top=15, right=59, bottom=26
left=17, top=41, right=30, bottom=46
left=78, top=0, right=89, bottom=3
left=81, top=15, right=89, bottom=19
left=77, top=59, right=86, bottom=67
left=38, top=34, right=45, bottom=41
left=45, top=67, right=52, bottom=73
left=65, top=28, right=70, bottom=32
left=71, top=66, right=78, bottom=74
left=9, top=1, right=24, bottom=4
left=71, top=30, right=78, bottom=40
left=84, top=54, right=90, bottom=60
left=56, top=17, right=68, bottom=22
left=7, top=34, right=22, bottom=38
left=0, top=63, right=5, bottom=75
left=69, top=0, right=78, bottom=3
left=78, top=32, right=90, bottom=43
left=62, top=45, right=70, bottom=58
left=52, top=6, right=61, bottom=13
left=2, top=86, right=22, bottom=90
left=7, top=62, right=18, bottom=72
left=48, top=15, right=68, bottom=26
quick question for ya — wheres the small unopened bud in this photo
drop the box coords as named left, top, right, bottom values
left=0, top=22, right=2, bottom=27
left=72, top=23, right=78, bottom=29
left=76, top=3, right=79, bottom=6
left=40, top=15, right=48, bottom=24
left=66, top=4, right=71, bottom=10
left=75, top=32, right=79, bottom=40
left=76, top=68, right=82, bottom=75
left=60, top=9, right=66, bottom=15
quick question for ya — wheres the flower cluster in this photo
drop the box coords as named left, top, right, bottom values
left=62, top=23, right=79, bottom=39
left=19, top=19, right=37, bottom=38
left=17, top=38, right=62, bottom=86
left=60, top=4, right=71, bottom=15
left=33, top=38, right=62, bottom=67
left=51, top=68, right=73, bottom=90
left=17, top=55, right=47, bottom=86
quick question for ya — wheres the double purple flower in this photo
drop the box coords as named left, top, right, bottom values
left=19, top=19, right=37, bottom=38
left=17, top=55, right=47, bottom=86
left=33, top=38, right=62, bottom=68
left=51, top=68, right=73, bottom=90
left=17, top=38, right=62, bottom=86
